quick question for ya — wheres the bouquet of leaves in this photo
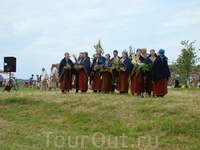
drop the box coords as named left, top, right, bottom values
left=71, top=53, right=83, bottom=70
left=94, top=64, right=102, bottom=71
left=101, top=66, right=111, bottom=72
left=131, top=56, right=152, bottom=77
left=111, top=59, right=121, bottom=70
left=74, top=65, right=82, bottom=70
left=64, top=63, right=71, bottom=69
left=71, top=53, right=78, bottom=63
left=141, top=63, right=152, bottom=71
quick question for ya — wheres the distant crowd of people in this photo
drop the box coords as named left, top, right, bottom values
left=28, top=66, right=58, bottom=91
left=41, top=48, right=171, bottom=97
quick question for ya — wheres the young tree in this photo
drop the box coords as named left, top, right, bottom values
left=94, top=39, right=104, bottom=55
left=128, top=45, right=135, bottom=58
left=92, top=39, right=104, bottom=60
left=174, top=40, right=200, bottom=88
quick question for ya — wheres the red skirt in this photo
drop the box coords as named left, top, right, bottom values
left=60, top=69, right=72, bottom=91
left=101, top=71, right=112, bottom=92
left=92, top=71, right=101, bottom=90
left=117, top=71, right=128, bottom=92
left=153, top=78, right=168, bottom=96
left=130, top=73, right=144, bottom=94
left=78, top=68, right=88, bottom=91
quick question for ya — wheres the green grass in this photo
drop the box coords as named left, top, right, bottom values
left=0, top=87, right=200, bottom=150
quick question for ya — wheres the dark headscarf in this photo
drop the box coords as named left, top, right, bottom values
left=158, top=49, right=168, bottom=62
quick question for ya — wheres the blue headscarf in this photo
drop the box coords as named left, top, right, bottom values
left=96, top=52, right=101, bottom=55
left=113, top=50, right=118, bottom=53
left=136, top=48, right=141, bottom=52
left=83, top=52, right=88, bottom=57
left=122, top=51, right=128, bottom=57
left=158, top=49, right=168, bottom=62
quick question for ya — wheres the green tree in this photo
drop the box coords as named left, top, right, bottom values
left=174, top=40, right=200, bottom=88
left=128, top=45, right=135, bottom=58
left=94, top=39, right=104, bottom=55
left=92, top=39, right=104, bottom=60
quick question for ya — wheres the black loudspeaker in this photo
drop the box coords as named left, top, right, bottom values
left=4, top=57, right=16, bottom=72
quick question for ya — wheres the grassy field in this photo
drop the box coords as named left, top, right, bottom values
left=0, top=88, right=200, bottom=150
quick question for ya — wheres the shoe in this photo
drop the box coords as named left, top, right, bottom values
left=157, top=95, right=164, bottom=97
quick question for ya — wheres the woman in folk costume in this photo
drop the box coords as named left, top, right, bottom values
left=130, top=49, right=145, bottom=96
left=59, top=52, right=74, bottom=94
left=145, top=49, right=157, bottom=96
left=91, top=52, right=105, bottom=93
left=152, top=49, right=170, bottom=97
left=117, top=51, right=133, bottom=94
left=101, top=54, right=113, bottom=93
left=78, top=52, right=91, bottom=93
left=96, top=48, right=106, bottom=62
left=75, top=52, right=83, bottom=93
left=110, top=50, right=121, bottom=93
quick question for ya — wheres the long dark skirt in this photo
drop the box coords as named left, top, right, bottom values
left=75, top=73, right=79, bottom=90
left=101, top=71, right=112, bottom=92
left=60, top=69, right=72, bottom=91
left=92, top=71, right=101, bottom=90
left=145, top=71, right=153, bottom=93
left=78, top=68, right=88, bottom=91
left=130, top=73, right=144, bottom=94
left=117, top=71, right=128, bottom=92
left=153, top=78, right=168, bottom=96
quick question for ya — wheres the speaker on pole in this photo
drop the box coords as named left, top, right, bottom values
left=4, top=57, right=16, bottom=72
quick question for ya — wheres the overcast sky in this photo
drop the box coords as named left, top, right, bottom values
left=0, top=0, right=200, bottom=79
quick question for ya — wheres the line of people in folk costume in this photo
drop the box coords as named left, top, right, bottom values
left=59, top=48, right=170, bottom=97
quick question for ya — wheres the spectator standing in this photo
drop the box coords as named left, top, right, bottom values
left=40, top=68, right=48, bottom=91
left=29, top=74, right=34, bottom=88
left=0, top=75, right=4, bottom=87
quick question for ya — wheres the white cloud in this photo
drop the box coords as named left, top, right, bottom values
left=163, top=9, right=200, bottom=26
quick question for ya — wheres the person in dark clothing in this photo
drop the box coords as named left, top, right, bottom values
left=75, top=52, right=83, bottom=93
left=117, top=51, right=133, bottom=94
left=59, top=52, right=74, bottom=94
left=130, top=48, right=145, bottom=96
left=78, top=52, right=91, bottom=93
left=174, top=74, right=180, bottom=88
left=110, top=50, right=121, bottom=93
left=145, top=49, right=157, bottom=96
left=91, top=52, right=105, bottom=93
left=101, top=54, right=113, bottom=93
left=152, top=49, right=171, bottom=97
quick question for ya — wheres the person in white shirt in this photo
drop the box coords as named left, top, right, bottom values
left=40, top=68, right=48, bottom=91
left=48, top=64, right=58, bottom=90
left=36, top=75, right=41, bottom=89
